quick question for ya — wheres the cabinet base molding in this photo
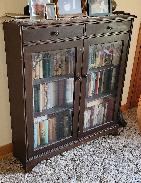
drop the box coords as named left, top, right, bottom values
left=25, top=124, right=118, bottom=172
left=0, top=143, right=13, bottom=159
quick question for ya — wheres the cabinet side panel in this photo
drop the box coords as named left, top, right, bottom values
left=3, top=23, right=26, bottom=166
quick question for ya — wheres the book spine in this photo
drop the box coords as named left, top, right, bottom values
left=111, top=68, right=117, bottom=91
left=34, top=85, right=40, bottom=112
left=65, top=78, right=74, bottom=104
left=34, top=121, right=38, bottom=148
left=63, top=114, right=70, bottom=138
left=39, top=119, right=48, bottom=145
left=58, top=79, right=65, bottom=106
left=40, top=84, right=43, bottom=112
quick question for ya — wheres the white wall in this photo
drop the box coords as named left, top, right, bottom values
left=0, top=0, right=141, bottom=146
left=0, top=0, right=27, bottom=146
left=115, top=0, right=141, bottom=104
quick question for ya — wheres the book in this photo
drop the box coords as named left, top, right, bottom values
left=105, top=98, right=115, bottom=122
left=56, top=113, right=64, bottom=140
left=34, top=121, right=39, bottom=148
left=48, top=115, right=56, bottom=143
left=34, top=85, right=40, bottom=112
left=65, top=78, right=74, bottom=104
left=111, top=68, right=117, bottom=91
left=64, top=114, right=71, bottom=138
left=39, top=119, right=48, bottom=145
left=58, top=79, right=65, bottom=106
left=47, top=82, right=58, bottom=109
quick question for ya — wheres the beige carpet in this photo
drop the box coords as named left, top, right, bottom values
left=0, top=108, right=141, bottom=183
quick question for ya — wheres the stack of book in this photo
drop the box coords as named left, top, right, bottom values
left=84, top=97, right=115, bottom=130
left=87, top=68, right=117, bottom=97
left=34, top=110, right=72, bottom=148
left=89, top=41, right=122, bottom=69
left=32, top=48, right=75, bottom=80
left=33, top=78, right=74, bottom=112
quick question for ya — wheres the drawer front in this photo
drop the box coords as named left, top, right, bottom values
left=86, top=21, right=131, bottom=36
left=22, top=24, right=84, bottom=43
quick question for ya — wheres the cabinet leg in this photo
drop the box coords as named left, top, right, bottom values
left=109, top=129, right=119, bottom=136
left=117, top=110, right=127, bottom=127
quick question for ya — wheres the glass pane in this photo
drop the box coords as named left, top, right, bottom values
left=87, top=67, right=119, bottom=99
left=34, top=109, right=73, bottom=148
left=88, top=41, right=122, bottom=69
left=32, top=48, right=75, bottom=149
left=33, top=78, right=74, bottom=113
left=83, top=97, right=115, bottom=132
left=32, top=48, right=75, bottom=80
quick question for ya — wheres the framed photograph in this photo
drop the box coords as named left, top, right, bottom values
left=56, top=0, right=82, bottom=17
left=46, top=3, right=57, bottom=19
left=30, top=0, right=51, bottom=19
left=88, top=0, right=112, bottom=16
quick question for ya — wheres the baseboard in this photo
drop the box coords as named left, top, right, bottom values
left=121, top=104, right=128, bottom=112
left=0, top=143, right=13, bottom=159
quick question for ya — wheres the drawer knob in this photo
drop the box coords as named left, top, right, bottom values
left=50, top=31, right=59, bottom=36
left=107, top=26, right=113, bottom=30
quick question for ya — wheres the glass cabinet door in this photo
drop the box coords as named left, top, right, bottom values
left=32, top=48, right=75, bottom=149
left=24, top=40, right=83, bottom=156
left=81, top=40, right=124, bottom=132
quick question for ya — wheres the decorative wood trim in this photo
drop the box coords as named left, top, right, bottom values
left=0, top=143, right=13, bottom=159
left=127, top=23, right=141, bottom=109
left=121, top=104, right=128, bottom=112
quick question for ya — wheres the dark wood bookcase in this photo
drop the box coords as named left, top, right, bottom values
left=3, top=14, right=135, bottom=171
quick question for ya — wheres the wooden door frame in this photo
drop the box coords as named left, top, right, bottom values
left=127, top=23, right=141, bottom=108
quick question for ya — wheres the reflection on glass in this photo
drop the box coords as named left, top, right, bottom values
left=87, top=67, right=118, bottom=98
left=33, top=78, right=74, bottom=112
left=84, top=97, right=115, bottom=131
left=89, top=41, right=122, bottom=69
left=32, top=48, right=75, bottom=149
left=34, top=109, right=73, bottom=149
left=32, top=48, right=75, bottom=80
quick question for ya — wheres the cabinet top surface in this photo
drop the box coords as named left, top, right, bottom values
left=2, top=13, right=135, bottom=28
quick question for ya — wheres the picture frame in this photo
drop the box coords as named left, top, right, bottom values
left=29, top=0, right=51, bottom=19
left=56, top=0, right=82, bottom=17
left=45, top=3, right=57, bottom=19
left=87, top=0, right=112, bottom=16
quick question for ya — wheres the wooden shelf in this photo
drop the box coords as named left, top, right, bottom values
left=33, top=73, right=74, bottom=85
left=34, top=103, right=73, bottom=118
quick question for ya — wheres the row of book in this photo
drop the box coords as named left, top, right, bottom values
left=32, top=48, right=75, bottom=80
left=34, top=110, right=72, bottom=148
left=87, top=67, right=117, bottom=97
left=84, top=97, right=115, bottom=130
left=89, top=41, right=122, bottom=69
left=33, top=78, right=74, bottom=112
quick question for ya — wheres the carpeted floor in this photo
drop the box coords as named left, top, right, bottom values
left=0, top=108, right=141, bottom=183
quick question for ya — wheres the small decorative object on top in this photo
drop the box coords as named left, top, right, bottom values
left=55, top=0, right=82, bottom=17
left=29, top=0, right=50, bottom=19
left=45, top=3, right=57, bottom=19
left=87, top=0, right=112, bottom=16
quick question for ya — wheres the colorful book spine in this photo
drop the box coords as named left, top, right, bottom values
left=34, top=85, right=40, bottom=112
left=39, top=119, right=48, bottom=145
left=34, top=121, right=38, bottom=148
